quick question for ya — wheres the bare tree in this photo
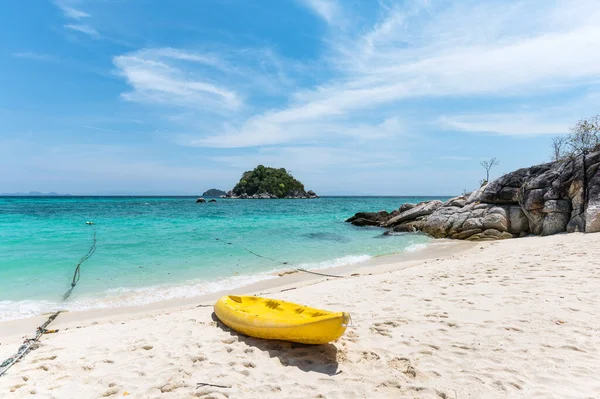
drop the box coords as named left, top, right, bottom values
left=567, top=115, right=600, bottom=156
left=551, top=136, right=568, bottom=161
left=480, top=157, right=499, bottom=183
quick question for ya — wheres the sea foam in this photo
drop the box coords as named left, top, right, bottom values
left=0, top=254, right=376, bottom=322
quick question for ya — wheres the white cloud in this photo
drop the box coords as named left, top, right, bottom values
left=58, top=5, right=90, bottom=20
left=440, top=113, right=571, bottom=136
left=190, top=0, right=600, bottom=148
left=113, top=50, right=242, bottom=113
left=110, top=0, right=600, bottom=154
left=64, top=23, right=99, bottom=37
left=299, top=0, right=344, bottom=26
left=55, top=1, right=98, bottom=38
left=188, top=116, right=406, bottom=148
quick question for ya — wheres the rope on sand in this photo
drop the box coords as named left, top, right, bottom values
left=209, top=235, right=344, bottom=279
left=0, top=226, right=97, bottom=377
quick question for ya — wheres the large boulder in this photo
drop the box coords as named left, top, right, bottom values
left=346, top=211, right=391, bottom=226
left=399, top=203, right=416, bottom=213
left=586, top=155, right=600, bottom=232
left=508, top=206, right=529, bottom=234
left=384, top=200, right=444, bottom=227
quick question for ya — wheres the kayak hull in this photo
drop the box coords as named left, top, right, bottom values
left=214, top=295, right=349, bottom=345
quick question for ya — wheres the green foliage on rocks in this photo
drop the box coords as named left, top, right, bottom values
left=202, top=188, right=226, bottom=197
left=232, top=165, right=306, bottom=198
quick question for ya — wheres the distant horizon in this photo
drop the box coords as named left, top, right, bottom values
left=0, top=192, right=455, bottom=198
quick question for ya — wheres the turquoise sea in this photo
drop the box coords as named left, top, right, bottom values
left=0, top=196, right=447, bottom=321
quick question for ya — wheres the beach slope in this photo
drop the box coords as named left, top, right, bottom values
left=1, top=233, right=599, bottom=398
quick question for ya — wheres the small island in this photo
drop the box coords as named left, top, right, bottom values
left=225, top=165, right=318, bottom=199
left=202, top=188, right=227, bottom=197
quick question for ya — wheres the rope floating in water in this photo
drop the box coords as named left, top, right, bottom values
left=209, top=235, right=344, bottom=279
left=0, top=227, right=97, bottom=377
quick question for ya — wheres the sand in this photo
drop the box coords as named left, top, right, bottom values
left=1, top=233, right=600, bottom=398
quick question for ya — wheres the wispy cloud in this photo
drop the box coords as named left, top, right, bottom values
left=64, top=23, right=99, bottom=37
left=57, top=4, right=90, bottom=20
left=299, top=0, right=345, bottom=26
left=113, top=49, right=242, bottom=113
left=440, top=114, right=571, bottom=136
left=55, top=1, right=98, bottom=38
left=111, top=0, right=600, bottom=156
left=188, top=0, right=600, bottom=148
left=12, top=52, right=57, bottom=62
left=112, top=46, right=301, bottom=117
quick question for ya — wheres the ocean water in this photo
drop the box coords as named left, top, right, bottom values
left=0, top=196, right=447, bottom=321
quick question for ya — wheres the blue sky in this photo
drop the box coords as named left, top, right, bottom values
left=1, top=0, right=599, bottom=195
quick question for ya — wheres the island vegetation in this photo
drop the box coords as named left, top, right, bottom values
left=202, top=189, right=227, bottom=197
left=227, top=165, right=318, bottom=199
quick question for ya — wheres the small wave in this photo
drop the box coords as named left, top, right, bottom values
left=295, top=254, right=372, bottom=270
left=405, top=243, right=428, bottom=252
left=0, top=273, right=276, bottom=322
left=0, top=250, right=425, bottom=322
left=0, top=300, right=64, bottom=322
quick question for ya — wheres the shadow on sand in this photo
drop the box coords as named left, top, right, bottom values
left=211, top=312, right=340, bottom=376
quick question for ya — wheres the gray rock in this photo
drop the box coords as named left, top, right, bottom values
left=456, top=229, right=482, bottom=239
left=399, top=203, right=416, bottom=213
left=385, top=200, right=444, bottom=227
left=482, top=213, right=508, bottom=231
left=346, top=211, right=391, bottom=226
left=508, top=206, right=529, bottom=234
left=586, top=158, right=600, bottom=232
left=462, top=217, right=484, bottom=231
left=488, top=206, right=508, bottom=217
left=542, top=212, right=571, bottom=235
left=348, top=218, right=380, bottom=227
left=466, top=233, right=483, bottom=241
left=195, top=197, right=206, bottom=203
left=481, top=229, right=502, bottom=238
left=543, top=200, right=571, bottom=213
left=391, top=221, right=425, bottom=232
left=446, top=196, right=467, bottom=208
left=466, top=184, right=487, bottom=204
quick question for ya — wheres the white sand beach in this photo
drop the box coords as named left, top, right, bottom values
left=1, top=233, right=600, bottom=398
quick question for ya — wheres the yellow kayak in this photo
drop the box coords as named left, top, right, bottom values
left=214, top=295, right=350, bottom=344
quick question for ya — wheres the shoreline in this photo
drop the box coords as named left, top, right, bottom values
left=2, top=233, right=599, bottom=398
left=0, top=239, right=471, bottom=339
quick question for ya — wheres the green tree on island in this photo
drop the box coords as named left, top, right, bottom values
left=232, top=165, right=307, bottom=198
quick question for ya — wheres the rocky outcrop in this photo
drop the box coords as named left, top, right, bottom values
left=195, top=197, right=206, bottom=203
left=346, top=150, right=600, bottom=240
left=346, top=211, right=395, bottom=227
left=384, top=201, right=443, bottom=227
